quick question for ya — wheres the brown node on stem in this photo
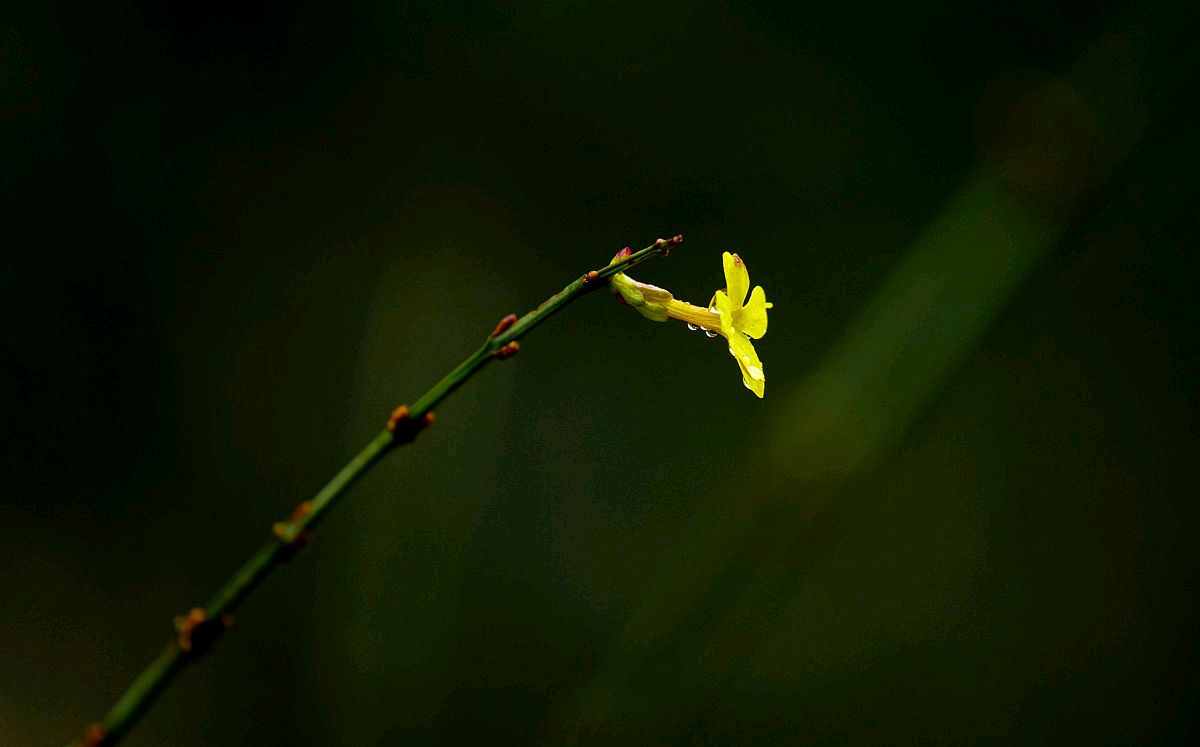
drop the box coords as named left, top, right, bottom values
left=495, top=341, right=520, bottom=360
left=273, top=500, right=314, bottom=558
left=581, top=270, right=601, bottom=284
left=174, top=608, right=232, bottom=658
left=81, top=723, right=108, bottom=747
left=272, top=521, right=312, bottom=559
left=289, top=500, right=313, bottom=522
left=387, top=403, right=433, bottom=444
left=490, top=313, right=518, bottom=337
left=386, top=404, right=410, bottom=432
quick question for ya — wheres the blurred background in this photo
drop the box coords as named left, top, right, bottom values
left=4, top=1, right=1199, bottom=744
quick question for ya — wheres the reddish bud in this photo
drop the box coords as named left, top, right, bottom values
left=657, top=234, right=684, bottom=256
left=82, top=724, right=108, bottom=747
left=386, top=405, right=410, bottom=433
left=490, top=313, right=518, bottom=337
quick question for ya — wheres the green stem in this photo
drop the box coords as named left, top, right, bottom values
left=74, top=235, right=682, bottom=746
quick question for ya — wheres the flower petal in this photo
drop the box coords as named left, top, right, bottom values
left=637, top=283, right=674, bottom=305
left=712, top=289, right=736, bottom=337
left=722, top=252, right=750, bottom=308
left=733, top=285, right=770, bottom=339
left=727, top=332, right=765, bottom=398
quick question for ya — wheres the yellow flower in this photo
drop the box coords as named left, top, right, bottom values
left=610, top=251, right=773, bottom=397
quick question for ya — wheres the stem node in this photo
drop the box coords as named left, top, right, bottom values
left=272, top=501, right=314, bottom=557
left=386, top=404, right=432, bottom=444
left=386, top=404, right=410, bottom=431
left=174, top=608, right=231, bottom=658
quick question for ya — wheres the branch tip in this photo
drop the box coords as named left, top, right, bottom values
left=490, top=313, right=518, bottom=338
left=657, top=234, right=684, bottom=256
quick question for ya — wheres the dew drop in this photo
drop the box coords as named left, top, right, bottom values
left=686, top=323, right=699, bottom=331
left=704, top=328, right=719, bottom=338
left=746, top=364, right=764, bottom=380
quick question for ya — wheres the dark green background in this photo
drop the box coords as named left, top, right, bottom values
left=4, top=1, right=1199, bottom=744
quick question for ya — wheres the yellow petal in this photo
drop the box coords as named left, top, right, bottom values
left=722, top=252, right=750, bottom=308
left=638, top=283, right=674, bottom=305
left=712, top=289, right=736, bottom=337
left=733, top=285, right=770, bottom=339
left=727, top=332, right=765, bottom=398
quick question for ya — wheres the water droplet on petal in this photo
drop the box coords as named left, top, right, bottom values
left=746, top=364, right=764, bottom=380
left=686, top=323, right=699, bottom=331
left=704, top=328, right=719, bottom=338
